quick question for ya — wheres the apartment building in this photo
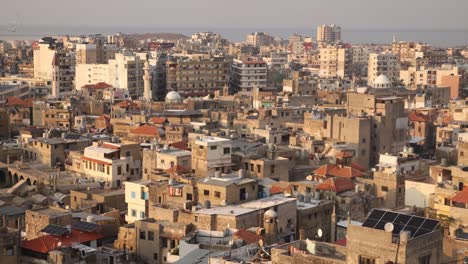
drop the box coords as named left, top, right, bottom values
left=166, top=54, right=229, bottom=96
left=319, top=45, right=352, bottom=78
left=316, top=24, right=341, bottom=43
left=367, top=52, right=400, bottom=86
left=231, top=57, right=267, bottom=92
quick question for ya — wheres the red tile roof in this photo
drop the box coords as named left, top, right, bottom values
left=22, top=229, right=103, bottom=254
left=115, top=100, right=139, bottom=109
left=6, top=97, right=30, bottom=107
left=313, top=164, right=365, bottom=179
left=335, top=238, right=347, bottom=246
left=270, top=183, right=292, bottom=195
left=409, top=112, right=429, bottom=122
left=149, top=117, right=167, bottom=124
left=170, top=140, right=190, bottom=151
left=449, top=187, right=468, bottom=204
left=130, top=124, right=160, bottom=137
left=234, top=229, right=263, bottom=245
left=82, top=82, right=113, bottom=89
left=316, top=177, right=355, bottom=193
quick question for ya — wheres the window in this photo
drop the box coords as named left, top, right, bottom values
left=210, top=146, right=217, bottom=150
left=381, top=186, right=389, bottom=192
left=6, top=246, right=14, bottom=256
left=461, top=151, right=464, bottom=157
left=140, top=231, right=146, bottom=240
left=257, top=165, right=261, bottom=173
left=195, top=216, right=198, bottom=222
left=117, top=166, right=122, bottom=175
left=140, top=211, right=145, bottom=218
left=131, top=191, right=136, bottom=199
left=223, top=147, right=230, bottom=154
left=214, top=191, right=221, bottom=198
left=203, top=190, right=210, bottom=196
left=153, top=253, right=158, bottom=260
left=131, top=209, right=136, bottom=217
left=306, top=187, right=311, bottom=193
left=148, top=231, right=154, bottom=241
left=160, top=159, right=165, bottom=164
left=419, top=255, right=431, bottom=264
left=359, top=256, right=375, bottom=264
left=270, top=165, right=275, bottom=174
left=141, top=191, right=148, bottom=200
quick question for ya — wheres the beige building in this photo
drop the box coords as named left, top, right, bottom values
left=142, top=146, right=191, bottom=180
left=367, top=52, right=400, bottom=86
left=245, top=32, right=274, bottom=47
left=25, top=207, right=72, bottom=240
left=196, top=172, right=258, bottom=206
left=191, top=136, right=232, bottom=177
left=319, top=45, right=352, bottom=78
left=166, top=54, right=230, bottom=96
left=316, top=24, right=341, bottom=43
left=75, top=64, right=110, bottom=90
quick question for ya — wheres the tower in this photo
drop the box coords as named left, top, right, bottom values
left=51, top=53, right=60, bottom=98
left=264, top=208, right=278, bottom=245
left=143, top=55, right=152, bottom=101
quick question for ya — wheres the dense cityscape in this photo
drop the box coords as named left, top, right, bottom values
left=0, top=3, right=467, bottom=264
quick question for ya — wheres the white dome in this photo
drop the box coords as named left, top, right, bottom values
left=373, top=74, right=392, bottom=88
left=264, top=209, right=277, bottom=218
left=165, top=91, right=182, bottom=103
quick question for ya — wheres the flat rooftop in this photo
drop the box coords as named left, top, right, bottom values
left=240, top=195, right=296, bottom=210
left=196, top=205, right=257, bottom=216
left=30, top=206, right=70, bottom=217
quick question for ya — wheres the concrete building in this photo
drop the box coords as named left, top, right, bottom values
left=191, top=136, right=232, bottom=177
left=125, top=181, right=150, bottom=223
left=319, top=45, right=352, bottom=78
left=231, top=57, right=267, bottom=92
left=108, top=52, right=145, bottom=99
left=33, top=37, right=63, bottom=80
left=316, top=24, right=341, bottom=43
left=367, top=52, right=400, bottom=86
left=166, top=54, right=229, bottom=96
left=51, top=49, right=75, bottom=97
left=142, top=146, right=191, bottom=180
left=75, top=64, right=110, bottom=90
left=283, top=72, right=318, bottom=97
left=245, top=32, right=275, bottom=47
left=196, top=172, right=258, bottom=206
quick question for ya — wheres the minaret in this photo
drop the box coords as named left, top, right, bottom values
left=143, top=54, right=152, bottom=101
left=51, top=53, right=60, bottom=98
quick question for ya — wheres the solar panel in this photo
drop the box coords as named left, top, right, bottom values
left=362, top=209, right=439, bottom=239
left=41, top=224, right=69, bottom=236
left=72, top=221, right=98, bottom=232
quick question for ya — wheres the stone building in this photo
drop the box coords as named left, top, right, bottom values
left=196, top=172, right=258, bottom=206
left=142, top=146, right=191, bottom=180
left=25, top=207, right=72, bottom=240
left=70, top=189, right=125, bottom=213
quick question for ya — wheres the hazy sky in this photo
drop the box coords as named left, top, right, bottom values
left=1, top=0, right=467, bottom=30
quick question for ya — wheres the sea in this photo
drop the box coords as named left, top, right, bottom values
left=0, top=26, right=467, bottom=47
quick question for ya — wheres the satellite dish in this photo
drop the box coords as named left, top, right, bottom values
left=384, top=222, right=394, bottom=233
left=317, top=228, right=323, bottom=238
left=57, top=242, right=62, bottom=247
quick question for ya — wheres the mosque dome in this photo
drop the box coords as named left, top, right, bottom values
left=165, top=91, right=182, bottom=104
left=373, top=74, right=392, bottom=88
left=264, top=209, right=278, bottom=219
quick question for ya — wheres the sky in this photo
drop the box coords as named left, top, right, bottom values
left=1, top=0, right=467, bottom=30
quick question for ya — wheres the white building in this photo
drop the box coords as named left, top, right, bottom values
left=75, top=64, right=109, bottom=90
left=125, top=181, right=149, bottom=223
left=367, top=52, right=400, bottom=86
left=316, top=24, right=341, bottom=43
left=231, top=57, right=267, bottom=92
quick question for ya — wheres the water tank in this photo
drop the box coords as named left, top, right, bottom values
left=314, top=191, right=320, bottom=200
left=296, top=194, right=304, bottom=203
left=441, top=158, right=448, bottom=167
left=214, top=171, right=221, bottom=178
left=168, top=179, right=174, bottom=185
left=355, top=185, right=360, bottom=193
left=408, top=147, right=414, bottom=154
left=87, top=215, right=96, bottom=223
left=304, top=194, right=312, bottom=203
left=61, top=132, right=66, bottom=139
left=403, top=146, right=408, bottom=153
left=204, top=200, right=211, bottom=209
left=238, top=169, right=244, bottom=178
left=400, top=230, right=411, bottom=242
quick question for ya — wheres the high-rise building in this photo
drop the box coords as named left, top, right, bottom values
left=367, top=52, right=400, bottom=86
left=33, top=37, right=64, bottom=80
left=51, top=50, right=75, bottom=97
left=75, top=43, right=98, bottom=64
left=319, top=45, right=352, bottom=78
left=316, top=24, right=341, bottom=43
left=166, top=54, right=230, bottom=96
left=108, top=53, right=146, bottom=99
left=245, top=32, right=275, bottom=47
left=231, top=57, right=267, bottom=92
